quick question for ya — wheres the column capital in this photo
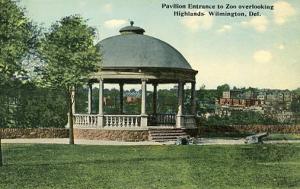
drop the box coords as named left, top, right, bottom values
left=152, top=82, right=158, bottom=87
left=141, top=78, right=148, bottom=82
left=178, top=80, right=186, bottom=85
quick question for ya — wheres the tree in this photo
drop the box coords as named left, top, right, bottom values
left=293, top=88, right=300, bottom=97
left=291, top=97, right=300, bottom=113
left=0, top=0, right=39, bottom=166
left=39, top=15, right=101, bottom=144
left=216, top=84, right=230, bottom=98
left=0, top=0, right=38, bottom=84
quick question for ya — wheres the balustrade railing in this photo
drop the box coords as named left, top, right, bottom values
left=73, top=114, right=98, bottom=128
left=104, top=115, right=141, bottom=127
left=73, top=114, right=196, bottom=129
left=182, top=115, right=196, bottom=128
left=148, top=113, right=176, bottom=126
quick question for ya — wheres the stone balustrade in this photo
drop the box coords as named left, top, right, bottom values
left=74, top=114, right=196, bottom=129
left=182, top=115, right=196, bottom=128
left=74, top=114, right=98, bottom=128
left=104, top=115, right=141, bottom=128
left=149, top=113, right=176, bottom=126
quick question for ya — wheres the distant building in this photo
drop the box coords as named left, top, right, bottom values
left=222, top=91, right=230, bottom=99
left=124, top=90, right=141, bottom=103
left=214, top=89, right=299, bottom=123
left=216, top=90, right=264, bottom=109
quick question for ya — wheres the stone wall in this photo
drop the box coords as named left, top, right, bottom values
left=199, top=125, right=300, bottom=134
left=0, top=128, right=69, bottom=139
left=74, top=129, right=149, bottom=141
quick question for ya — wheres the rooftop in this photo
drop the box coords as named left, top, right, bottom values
left=97, top=21, right=195, bottom=71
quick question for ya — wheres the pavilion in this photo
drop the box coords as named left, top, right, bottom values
left=73, top=22, right=198, bottom=141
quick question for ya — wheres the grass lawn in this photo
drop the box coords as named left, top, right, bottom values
left=265, top=134, right=300, bottom=141
left=199, top=132, right=251, bottom=139
left=1, top=143, right=300, bottom=189
left=199, top=132, right=300, bottom=141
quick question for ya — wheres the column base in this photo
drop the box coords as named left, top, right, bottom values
left=140, top=115, right=148, bottom=128
left=97, top=115, right=104, bottom=127
left=176, top=115, right=183, bottom=128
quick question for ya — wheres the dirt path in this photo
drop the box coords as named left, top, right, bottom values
left=3, top=138, right=300, bottom=146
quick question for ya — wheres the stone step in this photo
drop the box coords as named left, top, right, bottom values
left=152, top=138, right=183, bottom=142
left=150, top=132, right=186, bottom=135
left=149, top=130, right=185, bottom=133
left=151, top=134, right=188, bottom=138
left=150, top=133, right=186, bottom=136
left=150, top=132, right=186, bottom=136
left=150, top=135, right=188, bottom=139
left=149, top=128, right=190, bottom=142
left=153, top=139, right=177, bottom=142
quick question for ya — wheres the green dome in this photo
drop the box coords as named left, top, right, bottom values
left=97, top=23, right=193, bottom=71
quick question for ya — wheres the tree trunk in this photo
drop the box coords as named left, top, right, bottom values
left=68, top=89, right=74, bottom=145
left=0, top=132, right=3, bottom=166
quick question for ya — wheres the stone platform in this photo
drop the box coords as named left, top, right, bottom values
left=74, top=128, right=198, bottom=142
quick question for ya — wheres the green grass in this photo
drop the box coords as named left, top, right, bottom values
left=265, top=134, right=300, bottom=141
left=1, top=144, right=300, bottom=189
left=199, top=132, right=252, bottom=139
left=199, top=132, right=300, bottom=141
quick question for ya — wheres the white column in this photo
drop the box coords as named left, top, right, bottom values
left=88, top=83, right=92, bottom=114
left=141, top=79, right=147, bottom=115
left=119, top=82, right=124, bottom=114
left=97, top=78, right=104, bottom=127
left=152, top=83, right=158, bottom=114
left=140, top=79, right=148, bottom=127
left=177, top=81, right=184, bottom=116
left=176, top=81, right=184, bottom=128
left=191, top=81, right=196, bottom=115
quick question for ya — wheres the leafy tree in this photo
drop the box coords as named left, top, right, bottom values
left=0, top=0, right=38, bottom=84
left=0, top=0, right=39, bottom=166
left=39, top=15, right=101, bottom=144
left=157, top=89, right=177, bottom=113
left=293, top=88, right=300, bottom=96
left=291, top=97, right=300, bottom=113
left=0, top=84, right=68, bottom=128
left=216, top=84, right=230, bottom=98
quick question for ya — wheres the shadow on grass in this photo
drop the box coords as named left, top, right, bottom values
left=7, top=155, right=207, bottom=167
left=241, top=143, right=298, bottom=162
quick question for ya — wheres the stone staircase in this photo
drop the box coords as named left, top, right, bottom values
left=149, top=128, right=189, bottom=142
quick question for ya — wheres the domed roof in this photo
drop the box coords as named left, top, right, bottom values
left=97, top=22, right=193, bottom=70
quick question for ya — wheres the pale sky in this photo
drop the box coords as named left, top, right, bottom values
left=19, top=0, right=300, bottom=90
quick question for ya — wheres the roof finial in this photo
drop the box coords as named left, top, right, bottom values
left=119, top=21, right=145, bottom=34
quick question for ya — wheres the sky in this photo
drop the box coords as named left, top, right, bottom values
left=19, top=0, right=300, bottom=90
